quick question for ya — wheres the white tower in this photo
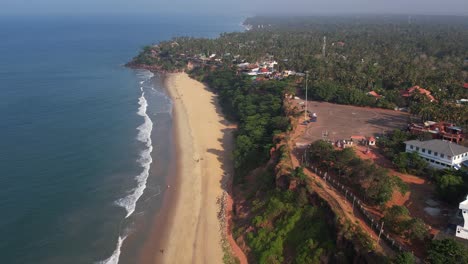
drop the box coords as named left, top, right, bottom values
left=456, top=195, right=468, bottom=240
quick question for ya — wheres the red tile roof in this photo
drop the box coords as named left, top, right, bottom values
left=401, top=86, right=435, bottom=102
left=367, top=91, right=382, bottom=98
left=463, top=83, right=468, bottom=89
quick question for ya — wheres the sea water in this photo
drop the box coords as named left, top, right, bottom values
left=0, top=14, right=240, bottom=264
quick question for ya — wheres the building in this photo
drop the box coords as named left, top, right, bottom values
left=456, top=195, right=468, bottom=240
left=267, top=60, right=278, bottom=68
left=367, top=91, right=382, bottom=99
left=283, top=70, right=296, bottom=77
left=258, top=68, right=271, bottom=74
left=408, top=121, right=464, bottom=143
left=368, top=137, right=376, bottom=146
left=401, top=85, right=436, bottom=102
left=350, top=135, right=367, bottom=145
left=336, top=139, right=353, bottom=148
left=404, top=139, right=468, bottom=169
left=237, top=62, right=250, bottom=68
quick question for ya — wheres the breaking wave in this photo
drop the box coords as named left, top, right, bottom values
left=115, top=89, right=153, bottom=217
left=98, top=70, right=154, bottom=264
left=97, top=235, right=126, bottom=264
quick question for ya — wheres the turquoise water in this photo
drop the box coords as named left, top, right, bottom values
left=0, top=14, right=240, bottom=263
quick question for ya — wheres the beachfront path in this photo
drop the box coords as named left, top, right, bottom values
left=159, top=73, right=233, bottom=264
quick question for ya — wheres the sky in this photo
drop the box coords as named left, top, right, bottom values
left=0, top=0, right=467, bottom=16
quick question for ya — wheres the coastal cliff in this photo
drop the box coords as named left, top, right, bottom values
left=127, top=44, right=386, bottom=264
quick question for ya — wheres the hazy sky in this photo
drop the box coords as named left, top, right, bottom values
left=1, top=0, right=467, bottom=15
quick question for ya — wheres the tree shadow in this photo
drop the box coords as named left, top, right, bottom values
left=201, top=83, right=253, bottom=261
left=202, top=84, right=234, bottom=127
left=199, top=82, right=237, bottom=191
left=365, top=112, right=411, bottom=136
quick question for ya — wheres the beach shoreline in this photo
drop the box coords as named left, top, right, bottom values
left=139, top=72, right=237, bottom=264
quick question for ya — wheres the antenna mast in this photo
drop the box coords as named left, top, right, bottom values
left=304, top=71, right=309, bottom=121
left=322, top=36, right=327, bottom=58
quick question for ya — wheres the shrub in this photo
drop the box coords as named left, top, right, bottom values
left=427, top=238, right=468, bottom=264
left=393, top=252, right=415, bottom=264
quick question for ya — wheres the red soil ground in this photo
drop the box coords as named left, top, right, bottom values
left=226, top=191, right=248, bottom=264
left=354, top=145, right=451, bottom=234
left=289, top=99, right=453, bottom=258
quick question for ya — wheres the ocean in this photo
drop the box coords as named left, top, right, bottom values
left=0, top=14, right=241, bottom=264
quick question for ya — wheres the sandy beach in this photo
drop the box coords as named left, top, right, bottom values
left=150, top=73, right=235, bottom=263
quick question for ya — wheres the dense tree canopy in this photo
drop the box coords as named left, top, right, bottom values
left=427, top=238, right=468, bottom=264
left=131, top=15, right=468, bottom=127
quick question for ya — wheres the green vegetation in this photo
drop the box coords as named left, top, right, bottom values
left=377, top=130, right=414, bottom=160
left=392, top=176, right=409, bottom=195
left=247, top=189, right=335, bottom=264
left=189, top=67, right=293, bottom=179
left=434, top=171, right=468, bottom=204
left=379, top=129, right=468, bottom=205
left=383, top=205, right=429, bottom=241
left=307, top=140, right=403, bottom=205
left=222, top=239, right=241, bottom=264
left=308, top=80, right=395, bottom=109
left=189, top=63, right=361, bottom=262
left=427, top=238, right=468, bottom=264
left=130, top=15, right=468, bottom=128
left=392, top=152, right=429, bottom=175
left=189, top=65, right=341, bottom=262
left=379, top=130, right=435, bottom=177
left=244, top=16, right=468, bottom=126
left=130, top=15, right=468, bottom=262
left=393, top=252, right=415, bottom=264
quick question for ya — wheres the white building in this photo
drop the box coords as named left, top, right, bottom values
left=404, top=139, right=468, bottom=169
left=456, top=195, right=468, bottom=240
left=267, top=60, right=278, bottom=68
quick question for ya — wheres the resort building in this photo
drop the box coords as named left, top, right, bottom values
left=408, top=121, right=464, bottom=143
left=456, top=195, right=468, bottom=240
left=404, top=139, right=468, bottom=170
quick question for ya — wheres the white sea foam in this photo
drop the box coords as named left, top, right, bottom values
left=115, top=90, right=154, bottom=218
left=97, top=235, right=126, bottom=264
left=99, top=70, right=155, bottom=264
left=136, top=70, right=154, bottom=80
left=114, top=70, right=155, bottom=218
